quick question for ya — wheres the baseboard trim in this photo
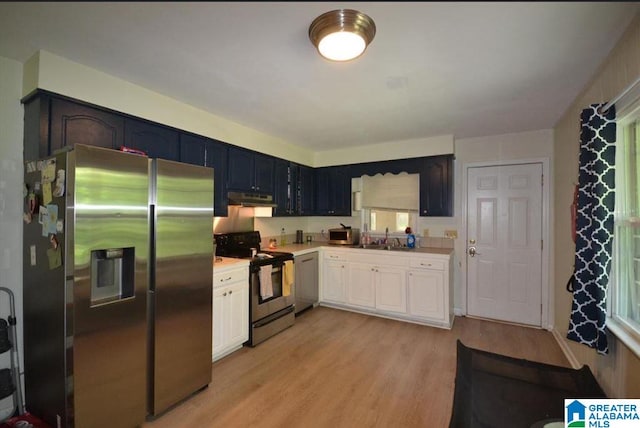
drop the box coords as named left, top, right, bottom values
left=551, top=328, right=580, bottom=369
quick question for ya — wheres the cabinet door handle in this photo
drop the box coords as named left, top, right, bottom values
left=229, top=290, right=233, bottom=295
left=223, top=292, right=227, bottom=296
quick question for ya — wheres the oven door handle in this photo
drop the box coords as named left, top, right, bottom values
left=251, top=265, right=282, bottom=274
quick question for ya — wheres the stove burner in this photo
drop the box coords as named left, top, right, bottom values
left=214, top=231, right=293, bottom=266
left=255, top=253, right=274, bottom=259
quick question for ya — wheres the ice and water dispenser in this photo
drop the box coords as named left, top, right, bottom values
left=90, top=247, right=135, bottom=306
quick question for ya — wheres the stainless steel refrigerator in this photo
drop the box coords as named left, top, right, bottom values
left=23, top=144, right=213, bottom=427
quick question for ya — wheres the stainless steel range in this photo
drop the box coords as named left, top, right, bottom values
left=214, top=231, right=295, bottom=346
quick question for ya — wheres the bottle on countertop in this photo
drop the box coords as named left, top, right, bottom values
left=280, top=227, right=287, bottom=246
left=405, top=227, right=416, bottom=248
left=362, top=223, right=371, bottom=245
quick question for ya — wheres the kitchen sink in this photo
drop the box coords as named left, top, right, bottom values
left=353, top=244, right=414, bottom=251
left=354, top=244, right=387, bottom=250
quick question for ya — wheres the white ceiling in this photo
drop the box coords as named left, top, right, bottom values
left=0, top=2, right=637, bottom=152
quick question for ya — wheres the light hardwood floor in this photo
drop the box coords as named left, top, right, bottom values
left=143, top=306, right=569, bottom=428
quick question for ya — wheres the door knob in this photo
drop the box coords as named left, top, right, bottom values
left=468, top=247, right=480, bottom=257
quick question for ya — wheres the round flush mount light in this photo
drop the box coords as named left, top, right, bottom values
left=309, top=9, right=376, bottom=62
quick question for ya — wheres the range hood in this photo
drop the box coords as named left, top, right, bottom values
left=227, top=191, right=278, bottom=208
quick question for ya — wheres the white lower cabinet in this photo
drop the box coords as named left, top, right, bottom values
left=213, top=266, right=249, bottom=361
left=322, top=259, right=348, bottom=303
left=407, top=269, right=444, bottom=321
left=348, top=262, right=376, bottom=308
left=375, top=266, right=407, bottom=314
left=320, top=248, right=453, bottom=328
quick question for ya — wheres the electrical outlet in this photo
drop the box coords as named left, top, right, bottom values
left=423, top=229, right=429, bottom=237
left=444, top=229, right=458, bottom=239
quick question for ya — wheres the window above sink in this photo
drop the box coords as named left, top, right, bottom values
left=367, top=208, right=418, bottom=236
left=357, top=172, right=419, bottom=238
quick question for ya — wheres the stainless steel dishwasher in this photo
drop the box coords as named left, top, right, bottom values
left=294, top=252, right=319, bottom=314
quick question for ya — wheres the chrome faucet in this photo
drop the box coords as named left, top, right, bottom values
left=394, top=237, right=402, bottom=247
left=384, top=227, right=389, bottom=244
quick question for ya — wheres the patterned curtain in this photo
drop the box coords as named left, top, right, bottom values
left=567, top=104, right=616, bottom=355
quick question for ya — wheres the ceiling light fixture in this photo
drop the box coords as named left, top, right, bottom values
left=309, top=9, right=376, bottom=62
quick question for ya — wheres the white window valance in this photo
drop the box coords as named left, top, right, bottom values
left=361, top=172, right=419, bottom=210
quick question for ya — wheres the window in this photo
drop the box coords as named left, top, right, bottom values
left=611, top=104, right=640, bottom=350
left=365, top=208, right=417, bottom=235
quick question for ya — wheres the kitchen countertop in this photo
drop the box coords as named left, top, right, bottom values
left=272, top=242, right=326, bottom=255
left=210, top=243, right=454, bottom=274
left=212, top=256, right=250, bottom=274
left=274, top=242, right=454, bottom=257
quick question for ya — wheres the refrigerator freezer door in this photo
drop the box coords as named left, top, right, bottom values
left=150, top=159, right=213, bottom=415
left=71, top=145, right=150, bottom=428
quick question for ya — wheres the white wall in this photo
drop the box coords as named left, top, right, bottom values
left=0, top=55, right=24, bottom=405
left=314, top=134, right=454, bottom=167
left=450, top=129, right=554, bottom=315
left=25, top=51, right=458, bottom=172
left=254, top=215, right=358, bottom=242
left=553, top=12, right=640, bottom=397
left=24, top=50, right=316, bottom=166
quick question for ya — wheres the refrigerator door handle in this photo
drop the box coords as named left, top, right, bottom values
left=149, top=203, right=156, bottom=292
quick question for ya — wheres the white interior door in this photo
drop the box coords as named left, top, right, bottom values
left=467, top=163, right=543, bottom=326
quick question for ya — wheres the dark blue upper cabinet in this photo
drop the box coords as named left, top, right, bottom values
left=254, top=153, right=275, bottom=194
left=273, top=159, right=292, bottom=216
left=208, top=142, right=229, bottom=217
left=227, top=147, right=254, bottom=191
left=332, top=167, right=351, bottom=215
left=274, top=161, right=316, bottom=217
left=314, top=168, right=331, bottom=215
left=349, top=157, right=424, bottom=179
left=298, top=165, right=315, bottom=216
left=124, top=118, right=180, bottom=161
left=180, top=133, right=229, bottom=217
left=228, top=147, right=274, bottom=194
left=179, top=133, right=207, bottom=165
left=49, top=97, right=124, bottom=154
left=350, top=155, right=453, bottom=217
left=419, top=155, right=453, bottom=216
left=315, top=166, right=351, bottom=216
